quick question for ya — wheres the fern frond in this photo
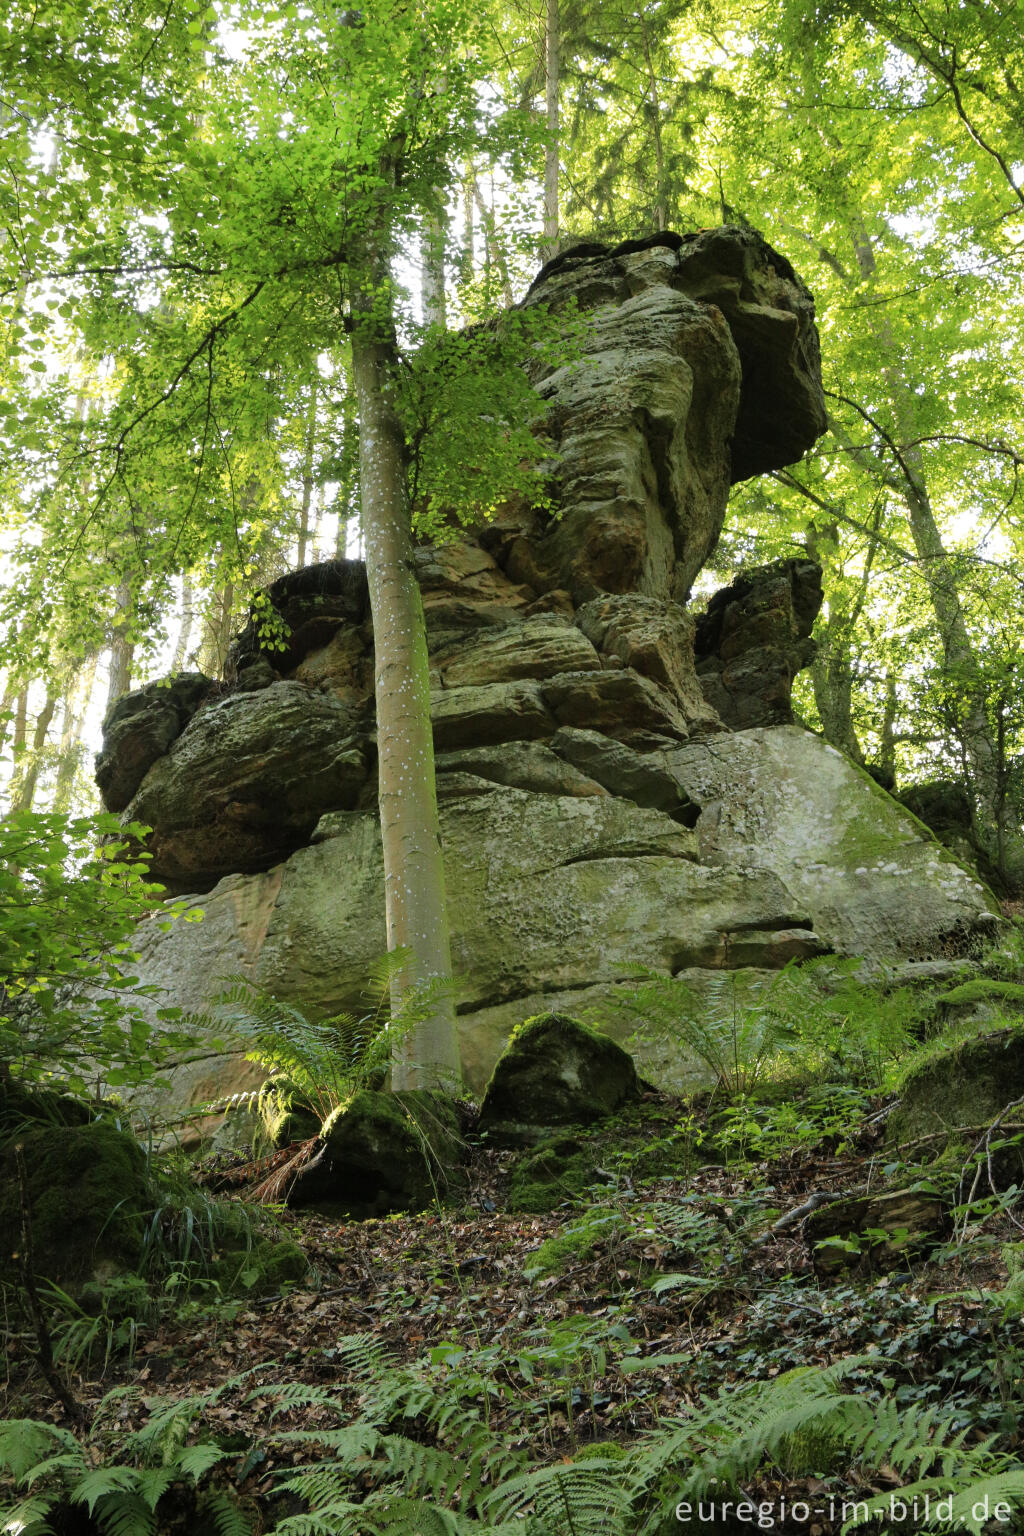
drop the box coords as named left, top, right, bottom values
left=20, top=1450, right=89, bottom=1488
left=200, top=1488, right=255, bottom=1536
left=842, top=1466, right=1024, bottom=1533
left=483, top=1459, right=633, bottom=1536
left=175, top=1443, right=230, bottom=1482
left=0, top=1419, right=80, bottom=1479
left=270, top=1499, right=376, bottom=1536
left=0, top=1490, right=60, bottom=1535
left=92, top=1491, right=157, bottom=1536
left=73, top=1465, right=144, bottom=1514
left=274, top=1425, right=381, bottom=1462
left=256, top=1382, right=349, bottom=1420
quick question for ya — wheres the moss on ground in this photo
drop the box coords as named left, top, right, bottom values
left=290, top=1088, right=465, bottom=1218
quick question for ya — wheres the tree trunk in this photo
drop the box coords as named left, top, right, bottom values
left=421, top=208, right=447, bottom=328
left=298, top=379, right=319, bottom=567
left=105, top=580, right=135, bottom=713
left=53, top=656, right=98, bottom=814
left=171, top=575, right=195, bottom=673
left=350, top=264, right=460, bottom=1094
left=199, top=578, right=236, bottom=677
left=8, top=688, right=57, bottom=814
left=543, top=0, right=560, bottom=258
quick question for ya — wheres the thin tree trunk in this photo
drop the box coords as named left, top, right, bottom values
left=350, top=251, right=459, bottom=1095
left=8, top=688, right=57, bottom=814
left=640, top=16, right=667, bottom=231
left=836, top=211, right=1009, bottom=862
left=878, top=673, right=898, bottom=786
left=473, top=180, right=515, bottom=306
left=199, top=579, right=236, bottom=677
left=459, top=161, right=475, bottom=290
left=105, top=580, right=135, bottom=713
left=543, top=0, right=560, bottom=258
left=421, top=207, right=447, bottom=328
left=298, top=379, right=319, bottom=567
left=171, top=575, right=195, bottom=672
left=53, top=656, right=98, bottom=813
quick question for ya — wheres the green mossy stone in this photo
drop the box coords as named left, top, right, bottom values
left=508, top=1136, right=601, bottom=1213
left=213, top=1237, right=309, bottom=1295
left=941, top=979, right=1024, bottom=1010
left=888, top=1025, right=1024, bottom=1169
left=479, top=1012, right=640, bottom=1145
left=0, top=1079, right=93, bottom=1131
left=0, top=1121, right=152, bottom=1289
left=288, top=1089, right=465, bottom=1219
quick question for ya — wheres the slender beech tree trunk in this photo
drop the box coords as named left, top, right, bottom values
left=105, top=580, right=135, bottom=712
left=172, top=576, right=195, bottom=673
left=852, top=220, right=1006, bottom=853
left=543, top=0, right=560, bottom=258
left=53, top=656, right=98, bottom=813
left=8, top=688, right=57, bottom=814
left=349, top=254, right=460, bottom=1094
left=473, top=180, right=515, bottom=306
left=297, top=379, right=319, bottom=567
left=639, top=16, right=667, bottom=231
left=421, top=208, right=447, bottom=328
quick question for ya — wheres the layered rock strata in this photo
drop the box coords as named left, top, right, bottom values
left=96, top=229, right=1000, bottom=1107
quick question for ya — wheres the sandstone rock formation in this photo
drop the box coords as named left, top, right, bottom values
left=96, top=228, right=1001, bottom=1109
left=694, top=558, right=822, bottom=729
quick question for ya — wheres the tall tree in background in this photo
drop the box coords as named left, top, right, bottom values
left=0, top=0, right=560, bottom=1087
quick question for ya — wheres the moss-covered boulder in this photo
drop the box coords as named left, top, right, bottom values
left=288, top=1089, right=465, bottom=1218
left=478, top=1013, right=640, bottom=1145
left=0, top=1078, right=92, bottom=1131
left=0, top=1121, right=152, bottom=1289
left=212, top=1236, right=309, bottom=1294
left=889, top=1026, right=1024, bottom=1186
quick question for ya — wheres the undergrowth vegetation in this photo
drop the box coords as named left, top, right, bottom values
left=6, top=859, right=1024, bottom=1532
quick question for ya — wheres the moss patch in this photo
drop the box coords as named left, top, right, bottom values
left=212, top=1237, right=308, bottom=1295
left=0, top=1121, right=152, bottom=1289
left=508, top=1136, right=602, bottom=1213
left=888, top=1025, right=1024, bottom=1156
left=941, top=979, right=1024, bottom=1010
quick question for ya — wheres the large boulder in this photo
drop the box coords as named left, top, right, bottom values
left=124, top=683, right=371, bottom=891
left=478, top=1013, right=641, bottom=1144
left=288, top=1090, right=464, bottom=1217
left=500, top=228, right=826, bottom=606
left=95, top=673, right=213, bottom=812
left=668, top=726, right=1000, bottom=959
left=0, top=1113, right=152, bottom=1289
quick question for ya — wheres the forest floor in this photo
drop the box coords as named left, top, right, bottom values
left=4, top=1087, right=1022, bottom=1534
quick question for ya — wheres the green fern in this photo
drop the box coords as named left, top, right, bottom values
left=483, top=1458, right=633, bottom=1535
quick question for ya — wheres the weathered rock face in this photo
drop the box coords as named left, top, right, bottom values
left=667, top=726, right=999, bottom=960
left=491, top=228, right=827, bottom=607
left=126, top=684, right=371, bottom=892
left=694, top=558, right=823, bottom=729
left=95, top=229, right=1000, bottom=1109
left=95, top=673, right=213, bottom=812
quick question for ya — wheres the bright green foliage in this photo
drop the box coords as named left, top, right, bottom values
left=6, top=1345, right=1024, bottom=1536
left=396, top=305, right=585, bottom=533
left=0, top=810, right=198, bottom=1091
